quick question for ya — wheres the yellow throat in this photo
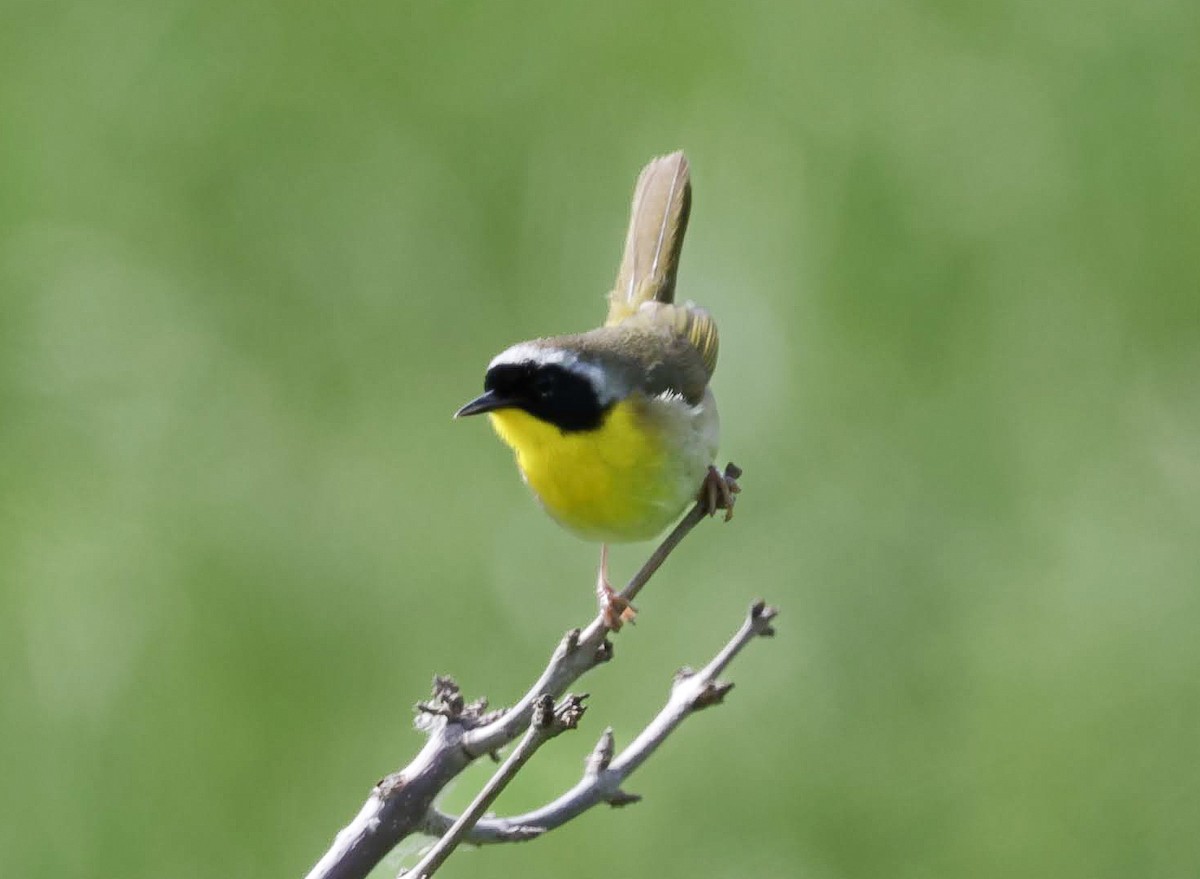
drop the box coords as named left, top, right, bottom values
left=487, top=400, right=680, bottom=542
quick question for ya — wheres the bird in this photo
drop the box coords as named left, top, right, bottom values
left=455, top=151, right=736, bottom=627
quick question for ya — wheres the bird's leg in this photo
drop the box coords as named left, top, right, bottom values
left=596, top=544, right=637, bottom=630
left=701, top=462, right=742, bottom=521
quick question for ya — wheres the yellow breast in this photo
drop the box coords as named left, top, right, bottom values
left=487, top=399, right=684, bottom=542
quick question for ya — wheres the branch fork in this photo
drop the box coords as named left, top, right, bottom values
left=304, top=464, right=776, bottom=879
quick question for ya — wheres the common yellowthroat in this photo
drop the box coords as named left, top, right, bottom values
left=455, top=151, right=736, bottom=625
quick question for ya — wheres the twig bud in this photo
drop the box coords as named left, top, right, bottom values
left=606, top=790, right=643, bottom=808
left=691, top=681, right=735, bottom=711
left=586, top=727, right=616, bottom=775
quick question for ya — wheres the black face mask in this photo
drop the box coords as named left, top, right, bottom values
left=479, top=361, right=610, bottom=433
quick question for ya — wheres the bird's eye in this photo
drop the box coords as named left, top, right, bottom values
left=533, top=374, right=554, bottom=398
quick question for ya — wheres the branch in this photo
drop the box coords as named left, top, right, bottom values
left=422, top=600, right=778, bottom=844
left=459, top=496, right=713, bottom=758
left=304, top=463, right=746, bottom=879
left=402, top=694, right=587, bottom=878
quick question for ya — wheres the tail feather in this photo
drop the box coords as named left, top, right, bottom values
left=606, top=151, right=692, bottom=326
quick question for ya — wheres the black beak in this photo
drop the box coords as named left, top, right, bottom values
left=454, top=389, right=518, bottom=418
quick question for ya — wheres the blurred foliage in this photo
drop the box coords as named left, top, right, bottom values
left=2, top=0, right=1198, bottom=877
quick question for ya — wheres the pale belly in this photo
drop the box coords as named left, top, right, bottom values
left=488, top=390, right=719, bottom=543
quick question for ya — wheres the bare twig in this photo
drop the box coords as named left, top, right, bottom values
left=459, top=497, right=711, bottom=758
left=461, top=461, right=742, bottom=759
left=421, top=601, right=778, bottom=844
left=304, top=464, right=750, bottom=879
left=402, top=694, right=587, bottom=879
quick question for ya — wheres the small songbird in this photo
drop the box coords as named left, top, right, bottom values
left=455, top=151, right=735, bottom=626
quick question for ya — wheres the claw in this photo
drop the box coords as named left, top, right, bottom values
left=700, top=463, right=741, bottom=521
left=596, top=544, right=637, bottom=630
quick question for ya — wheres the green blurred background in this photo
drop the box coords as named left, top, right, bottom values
left=2, top=0, right=1198, bottom=876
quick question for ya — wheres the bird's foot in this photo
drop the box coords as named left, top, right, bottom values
left=596, top=545, right=637, bottom=630
left=598, top=581, right=637, bottom=631
left=701, top=462, right=742, bottom=521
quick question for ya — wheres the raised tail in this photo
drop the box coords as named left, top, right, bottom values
left=606, top=151, right=692, bottom=326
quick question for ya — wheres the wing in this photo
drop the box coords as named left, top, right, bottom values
left=620, top=300, right=719, bottom=381
left=563, top=306, right=717, bottom=406
left=605, top=151, right=692, bottom=326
